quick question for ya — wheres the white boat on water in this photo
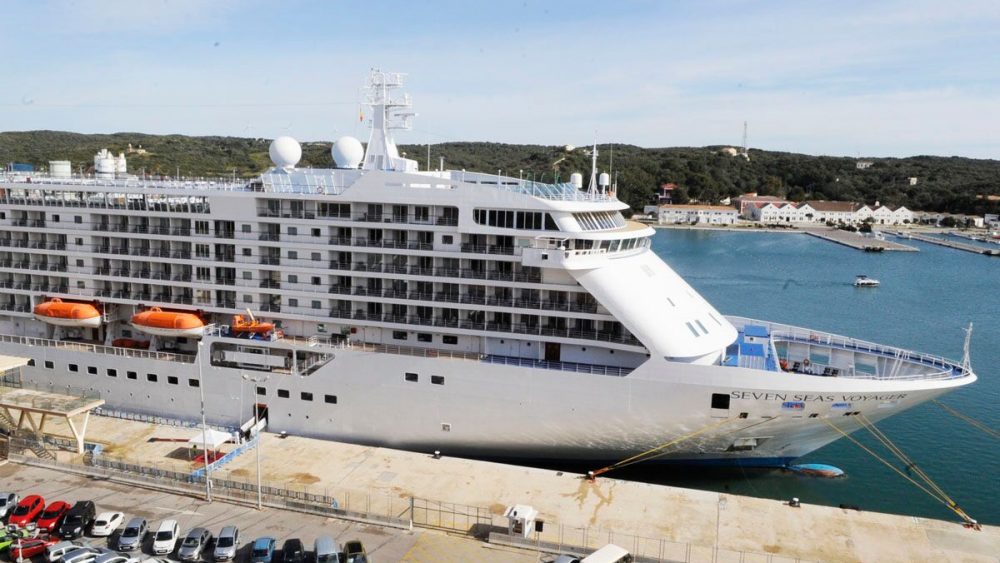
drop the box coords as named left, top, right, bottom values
left=854, top=275, right=880, bottom=287
left=0, top=71, right=975, bottom=467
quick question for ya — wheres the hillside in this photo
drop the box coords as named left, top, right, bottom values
left=2, top=130, right=998, bottom=215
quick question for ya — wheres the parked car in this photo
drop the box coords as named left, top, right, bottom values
left=553, top=555, right=583, bottom=563
left=279, top=538, right=305, bottom=563
left=177, top=528, right=213, bottom=562
left=11, top=537, right=60, bottom=559
left=212, top=526, right=240, bottom=562
left=61, top=546, right=109, bottom=563
left=45, top=540, right=86, bottom=562
left=0, top=492, right=20, bottom=520
left=312, top=537, right=343, bottom=563
left=8, top=494, right=45, bottom=528
left=58, top=501, right=96, bottom=539
left=1, top=525, right=36, bottom=551
left=151, top=520, right=180, bottom=555
left=91, top=512, right=126, bottom=537
left=343, top=540, right=369, bottom=563
left=36, top=501, right=72, bottom=533
left=94, top=551, right=140, bottom=563
left=118, top=518, right=148, bottom=552
left=250, top=537, right=276, bottom=563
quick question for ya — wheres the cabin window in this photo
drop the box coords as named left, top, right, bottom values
left=76, top=259, right=84, bottom=267
left=77, top=281, right=85, bottom=289
left=417, top=333, right=432, bottom=343
left=27, top=359, right=35, bottom=366
left=442, top=235, right=453, bottom=244
left=127, top=371, right=137, bottom=380
left=324, top=394, right=337, bottom=404
left=442, top=335, right=458, bottom=345
left=167, top=376, right=178, bottom=385
left=301, top=392, right=313, bottom=401
left=74, top=216, right=82, bottom=223
left=107, top=369, right=117, bottom=377
left=44, top=361, right=54, bottom=369
left=288, top=251, right=298, bottom=259
left=242, top=224, right=251, bottom=233
left=243, top=271, right=252, bottom=279
left=311, top=300, right=321, bottom=309
left=393, top=331, right=407, bottom=340
left=69, top=364, right=78, bottom=372
left=288, top=275, right=298, bottom=283
left=431, top=375, right=445, bottom=385
left=711, top=393, right=730, bottom=410
left=277, top=389, right=289, bottom=398
left=242, top=248, right=252, bottom=256
left=147, top=373, right=158, bottom=382
left=289, top=298, right=298, bottom=307
left=405, top=372, right=418, bottom=382
left=189, top=379, right=200, bottom=387
left=311, top=276, right=321, bottom=285
left=256, top=386, right=266, bottom=396
left=288, top=227, right=297, bottom=236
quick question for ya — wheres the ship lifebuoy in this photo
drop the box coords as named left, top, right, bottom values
left=803, top=358, right=811, bottom=366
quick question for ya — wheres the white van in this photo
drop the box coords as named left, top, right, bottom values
left=581, top=544, right=633, bottom=563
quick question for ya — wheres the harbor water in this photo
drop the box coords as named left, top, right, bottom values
left=639, top=228, right=999, bottom=525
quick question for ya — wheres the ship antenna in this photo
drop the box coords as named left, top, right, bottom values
left=961, top=322, right=973, bottom=374
left=587, top=134, right=598, bottom=195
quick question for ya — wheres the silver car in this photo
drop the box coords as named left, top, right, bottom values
left=0, top=492, right=18, bottom=519
left=177, top=528, right=213, bottom=561
left=212, top=526, right=239, bottom=562
left=118, top=518, right=148, bottom=552
left=62, top=548, right=113, bottom=563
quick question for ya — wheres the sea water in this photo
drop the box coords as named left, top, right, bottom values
left=643, top=228, right=999, bottom=525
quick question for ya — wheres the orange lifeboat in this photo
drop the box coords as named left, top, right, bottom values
left=130, top=307, right=205, bottom=337
left=33, top=298, right=102, bottom=328
left=231, top=314, right=275, bottom=335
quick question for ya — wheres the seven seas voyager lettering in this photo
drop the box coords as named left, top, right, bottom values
left=729, top=391, right=907, bottom=402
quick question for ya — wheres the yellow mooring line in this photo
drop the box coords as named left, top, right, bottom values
left=933, top=400, right=1000, bottom=440
left=822, top=417, right=978, bottom=527
left=588, top=417, right=738, bottom=478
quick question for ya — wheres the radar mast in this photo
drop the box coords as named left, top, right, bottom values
left=362, top=69, right=418, bottom=172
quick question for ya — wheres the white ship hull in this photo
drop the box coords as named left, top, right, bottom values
left=0, top=327, right=971, bottom=466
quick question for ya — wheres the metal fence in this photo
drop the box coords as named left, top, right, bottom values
left=5, top=441, right=814, bottom=562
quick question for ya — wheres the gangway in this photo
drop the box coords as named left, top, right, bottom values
left=0, top=354, right=105, bottom=454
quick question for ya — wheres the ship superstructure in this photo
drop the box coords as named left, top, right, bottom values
left=0, top=71, right=976, bottom=466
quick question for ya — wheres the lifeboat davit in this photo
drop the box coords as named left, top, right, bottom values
left=33, top=298, right=102, bottom=328
left=231, top=314, right=275, bottom=334
left=130, top=307, right=205, bottom=337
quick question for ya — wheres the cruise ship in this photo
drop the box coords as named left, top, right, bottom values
left=0, top=71, right=976, bottom=467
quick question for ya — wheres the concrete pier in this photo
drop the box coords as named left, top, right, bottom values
left=13, top=414, right=999, bottom=563
left=803, top=228, right=918, bottom=252
left=905, top=232, right=1000, bottom=256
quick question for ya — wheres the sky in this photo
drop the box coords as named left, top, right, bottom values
left=2, top=0, right=999, bottom=158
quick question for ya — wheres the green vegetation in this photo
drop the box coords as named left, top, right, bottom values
left=2, top=131, right=997, bottom=215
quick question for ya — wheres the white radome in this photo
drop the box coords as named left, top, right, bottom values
left=269, top=136, right=302, bottom=169
left=332, top=136, right=364, bottom=169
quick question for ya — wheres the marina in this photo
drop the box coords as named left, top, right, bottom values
left=803, top=228, right=918, bottom=252
left=902, top=232, right=1000, bottom=256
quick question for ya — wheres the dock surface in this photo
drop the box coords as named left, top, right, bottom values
left=803, top=228, right=918, bottom=251
left=905, top=232, right=1000, bottom=256
left=16, top=414, right=999, bottom=563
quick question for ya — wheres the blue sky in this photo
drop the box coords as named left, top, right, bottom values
left=2, top=0, right=999, bottom=158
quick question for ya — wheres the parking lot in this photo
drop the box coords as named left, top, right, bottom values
left=0, top=463, right=541, bottom=563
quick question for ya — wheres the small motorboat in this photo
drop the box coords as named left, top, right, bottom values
left=853, top=275, right=880, bottom=287
left=33, top=298, right=102, bottom=328
left=130, top=307, right=205, bottom=337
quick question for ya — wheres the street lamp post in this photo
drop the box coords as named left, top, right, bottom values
left=241, top=373, right=268, bottom=509
left=198, top=341, right=212, bottom=502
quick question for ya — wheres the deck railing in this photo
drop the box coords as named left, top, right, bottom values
left=726, top=316, right=967, bottom=380
left=0, top=333, right=195, bottom=363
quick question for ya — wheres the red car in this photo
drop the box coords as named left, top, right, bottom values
left=36, top=500, right=71, bottom=533
left=7, top=495, right=45, bottom=528
left=10, top=537, right=59, bottom=559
